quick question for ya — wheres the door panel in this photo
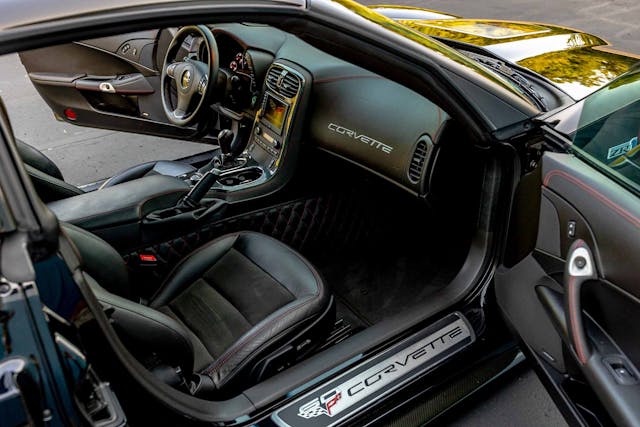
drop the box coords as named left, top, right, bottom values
left=542, top=154, right=640, bottom=293
left=18, top=31, right=201, bottom=140
left=496, top=151, right=640, bottom=426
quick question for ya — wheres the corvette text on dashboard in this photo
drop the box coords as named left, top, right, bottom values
left=327, top=123, right=394, bottom=154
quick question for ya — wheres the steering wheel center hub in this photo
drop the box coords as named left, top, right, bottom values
left=180, top=68, right=192, bottom=90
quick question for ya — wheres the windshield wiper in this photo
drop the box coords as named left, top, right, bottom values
left=462, top=51, right=548, bottom=110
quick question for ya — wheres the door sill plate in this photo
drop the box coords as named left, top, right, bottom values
left=273, top=312, right=475, bottom=427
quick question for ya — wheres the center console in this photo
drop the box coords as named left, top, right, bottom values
left=50, top=63, right=306, bottom=252
left=210, top=63, right=304, bottom=191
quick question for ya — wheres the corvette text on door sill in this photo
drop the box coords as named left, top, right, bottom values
left=272, top=312, right=474, bottom=427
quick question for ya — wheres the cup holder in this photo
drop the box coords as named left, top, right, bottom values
left=218, top=167, right=263, bottom=187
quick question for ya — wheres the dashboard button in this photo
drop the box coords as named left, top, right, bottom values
left=255, top=126, right=261, bottom=136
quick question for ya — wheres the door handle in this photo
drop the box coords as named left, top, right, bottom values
left=564, top=239, right=597, bottom=364
left=75, top=73, right=154, bottom=94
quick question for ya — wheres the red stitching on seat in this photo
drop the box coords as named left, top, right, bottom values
left=202, top=295, right=317, bottom=375
left=543, top=169, right=640, bottom=228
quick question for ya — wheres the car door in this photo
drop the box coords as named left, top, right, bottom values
left=18, top=29, right=204, bottom=140
left=496, top=67, right=640, bottom=426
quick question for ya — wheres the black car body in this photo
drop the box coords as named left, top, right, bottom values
left=1, top=1, right=640, bottom=426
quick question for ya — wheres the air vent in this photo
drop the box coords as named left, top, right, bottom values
left=408, top=136, right=432, bottom=184
left=266, top=66, right=301, bottom=98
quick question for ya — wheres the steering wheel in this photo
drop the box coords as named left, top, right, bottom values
left=161, top=25, right=219, bottom=126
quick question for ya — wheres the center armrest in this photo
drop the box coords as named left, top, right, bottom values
left=47, top=175, right=190, bottom=230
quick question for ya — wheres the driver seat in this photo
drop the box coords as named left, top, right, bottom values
left=17, top=139, right=196, bottom=203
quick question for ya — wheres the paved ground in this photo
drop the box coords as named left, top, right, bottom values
left=444, top=367, right=567, bottom=427
left=0, top=54, right=211, bottom=185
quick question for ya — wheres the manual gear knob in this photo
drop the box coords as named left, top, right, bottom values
left=217, top=129, right=234, bottom=156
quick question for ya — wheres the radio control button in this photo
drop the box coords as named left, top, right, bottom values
left=255, top=126, right=261, bottom=136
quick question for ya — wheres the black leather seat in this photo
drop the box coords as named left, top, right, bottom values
left=17, top=139, right=196, bottom=203
left=63, top=224, right=334, bottom=395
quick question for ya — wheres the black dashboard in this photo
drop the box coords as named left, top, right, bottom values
left=81, top=23, right=451, bottom=197
left=198, top=23, right=449, bottom=196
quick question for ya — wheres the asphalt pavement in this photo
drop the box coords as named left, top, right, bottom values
left=0, top=2, right=636, bottom=425
left=0, top=54, right=211, bottom=185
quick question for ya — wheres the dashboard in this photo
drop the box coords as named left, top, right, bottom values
left=178, top=23, right=448, bottom=195
left=84, top=23, right=450, bottom=196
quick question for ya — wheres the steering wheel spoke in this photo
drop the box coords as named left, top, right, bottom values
left=166, top=62, right=179, bottom=79
left=174, top=92, right=192, bottom=119
left=191, top=60, right=209, bottom=96
left=197, top=75, right=208, bottom=95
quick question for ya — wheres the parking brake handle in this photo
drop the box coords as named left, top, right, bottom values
left=180, top=169, right=220, bottom=207
left=564, top=239, right=597, bottom=364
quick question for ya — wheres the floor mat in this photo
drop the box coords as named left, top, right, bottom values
left=318, top=248, right=461, bottom=325
left=335, top=298, right=368, bottom=330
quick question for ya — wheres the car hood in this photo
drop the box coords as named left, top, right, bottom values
left=372, top=5, right=639, bottom=100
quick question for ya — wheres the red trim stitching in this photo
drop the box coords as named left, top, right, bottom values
left=314, top=75, right=384, bottom=84
left=567, top=276, right=587, bottom=364
left=202, top=296, right=316, bottom=375
left=544, top=169, right=640, bottom=228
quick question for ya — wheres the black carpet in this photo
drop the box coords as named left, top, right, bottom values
left=319, top=246, right=462, bottom=325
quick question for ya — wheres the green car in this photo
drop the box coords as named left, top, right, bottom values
left=1, top=1, right=640, bottom=426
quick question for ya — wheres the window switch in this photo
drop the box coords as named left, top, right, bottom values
left=604, top=356, right=638, bottom=385
left=568, top=220, right=576, bottom=238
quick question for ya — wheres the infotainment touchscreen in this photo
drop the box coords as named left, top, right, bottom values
left=262, top=94, right=288, bottom=134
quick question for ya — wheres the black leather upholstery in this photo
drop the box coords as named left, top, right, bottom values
left=16, top=139, right=64, bottom=180
left=100, top=160, right=196, bottom=189
left=63, top=223, right=131, bottom=299
left=25, top=164, right=85, bottom=202
left=151, top=232, right=331, bottom=388
left=49, top=175, right=190, bottom=230
left=63, top=224, right=333, bottom=393
left=16, top=139, right=196, bottom=202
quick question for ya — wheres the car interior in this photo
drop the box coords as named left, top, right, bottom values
left=13, top=22, right=503, bottom=416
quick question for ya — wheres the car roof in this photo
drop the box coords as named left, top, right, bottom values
left=0, top=0, right=306, bottom=30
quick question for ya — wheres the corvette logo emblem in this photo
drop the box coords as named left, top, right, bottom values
left=328, top=123, right=394, bottom=154
left=181, top=69, right=192, bottom=89
left=297, top=389, right=342, bottom=419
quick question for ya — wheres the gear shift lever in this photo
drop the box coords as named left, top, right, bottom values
left=192, top=128, right=240, bottom=182
left=217, top=129, right=234, bottom=167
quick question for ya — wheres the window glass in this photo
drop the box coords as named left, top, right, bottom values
left=572, top=67, right=640, bottom=192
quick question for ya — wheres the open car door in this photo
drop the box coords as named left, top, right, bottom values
left=496, top=68, right=640, bottom=426
left=18, top=29, right=207, bottom=140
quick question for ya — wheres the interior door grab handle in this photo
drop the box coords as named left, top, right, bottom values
left=75, top=73, right=154, bottom=94
left=99, top=82, right=116, bottom=93
left=564, top=239, right=597, bottom=364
